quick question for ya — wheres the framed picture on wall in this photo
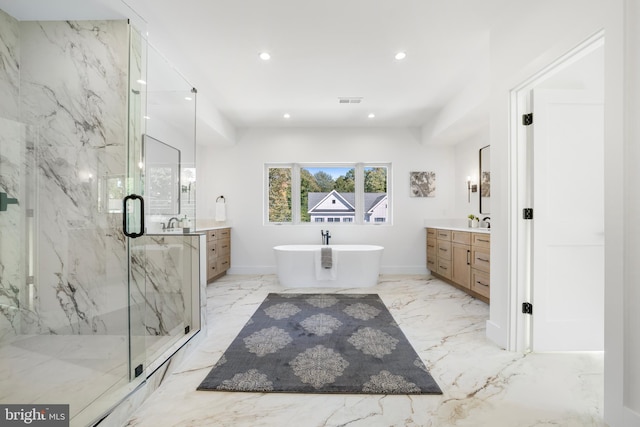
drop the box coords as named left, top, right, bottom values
left=410, top=171, right=436, bottom=197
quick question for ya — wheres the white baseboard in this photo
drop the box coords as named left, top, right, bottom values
left=486, top=320, right=508, bottom=350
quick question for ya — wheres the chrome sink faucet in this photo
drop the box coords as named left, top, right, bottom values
left=321, top=230, right=331, bottom=245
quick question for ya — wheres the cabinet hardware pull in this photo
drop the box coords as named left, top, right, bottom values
left=467, top=250, right=470, bottom=265
left=477, top=257, right=489, bottom=262
left=478, top=239, right=489, bottom=243
left=476, top=280, right=488, bottom=287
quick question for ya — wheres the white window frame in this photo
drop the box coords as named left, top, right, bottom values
left=264, top=162, right=392, bottom=225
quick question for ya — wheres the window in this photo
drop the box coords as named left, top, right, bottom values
left=267, top=167, right=292, bottom=222
left=265, top=163, right=391, bottom=225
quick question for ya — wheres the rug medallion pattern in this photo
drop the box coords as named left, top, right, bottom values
left=197, top=293, right=442, bottom=394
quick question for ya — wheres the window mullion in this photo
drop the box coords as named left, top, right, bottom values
left=355, top=163, right=364, bottom=225
left=292, top=164, right=301, bottom=224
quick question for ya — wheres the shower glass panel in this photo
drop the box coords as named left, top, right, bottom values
left=0, top=11, right=135, bottom=425
left=128, top=41, right=200, bottom=377
left=146, top=44, right=197, bottom=223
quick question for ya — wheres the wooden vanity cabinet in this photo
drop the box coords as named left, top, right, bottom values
left=207, top=228, right=231, bottom=282
left=470, top=233, right=490, bottom=298
left=426, top=229, right=437, bottom=271
left=434, top=229, right=452, bottom=279
left=451, top=231, right=471, bottom=289
left=426, top=227, right=490, bottom=303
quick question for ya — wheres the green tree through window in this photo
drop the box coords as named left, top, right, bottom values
left=268, top=167, right=291, bottom=222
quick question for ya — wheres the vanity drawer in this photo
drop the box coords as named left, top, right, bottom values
left=426, top=237, right=437, bottom=254
left=218, top=239, right=231, bottom=256
left=452, top=231, right=471, bottom=245
left=218, top=256, right=230, bottom=272
left=208, top=258, right=220, bottom=280
left=427, top=257, right=437, bottom=271
left=218, top=228, right=231, bottom=239
left=437, top=258, right=452, bottom=279
left=472, top=233, right=491, bottom=248
left=426, top=228, right=437, bottom=238
left=435, top=229, right=451, bottom=241
left=437, top=240, right=452, bottom=260
left=471, top=269, right=490, bottom=299
left=207, top=241, right=218, bottom=259
left=471, top=248, right=490, bottom=273
left=427, top=238, right=437, bottom=267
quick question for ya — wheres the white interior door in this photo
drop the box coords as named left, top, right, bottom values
left=531, top=88, right=604, bottom=351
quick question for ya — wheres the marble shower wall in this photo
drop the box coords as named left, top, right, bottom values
left=0, top=9, right=26, bottom=344
left=19, top=20, right=130, bottom=336
left=1, top=12, right=199, bottom=373
left=0, top=9, right=19, bottom=121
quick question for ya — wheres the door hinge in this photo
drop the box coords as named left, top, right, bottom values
left=523, top=208, right=533, bottom=220
left=134, top=364, right=143, bottom=378
left=522, top=113, right=533, bottom=126
left=522, top=302, right=533, bottom=315
left=185, top=325, right=190, bottom=334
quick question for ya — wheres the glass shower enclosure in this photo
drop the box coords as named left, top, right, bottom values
left=0, top=9, right=199, bottom=426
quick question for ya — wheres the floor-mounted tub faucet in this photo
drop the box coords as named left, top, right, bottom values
left=321, top=230, right=331, bottom=245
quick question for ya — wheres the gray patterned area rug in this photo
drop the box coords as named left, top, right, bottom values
left=197, top=293, right=442, bottom=394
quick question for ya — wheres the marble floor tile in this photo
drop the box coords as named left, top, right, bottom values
left=124, top=274, right=604, bottom=427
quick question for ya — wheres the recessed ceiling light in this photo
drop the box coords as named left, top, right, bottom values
left=368, top=113, right=375, bottom=119
left=283, top=113, right=291, bottom=119
left=143, top=115, right=151, bottom=120
left=185, top=96, right=193, bottom=101
left=136, top=79, right=147, bottom=85
left=259, top=52, right=271, bottom=61
left=394, top=51, right=407, bottom=60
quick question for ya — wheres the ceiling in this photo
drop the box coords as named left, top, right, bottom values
left=0, top=0, right=506, bottom=140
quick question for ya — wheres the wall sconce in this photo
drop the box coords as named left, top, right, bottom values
left=467, top=176, right=477, bottom=202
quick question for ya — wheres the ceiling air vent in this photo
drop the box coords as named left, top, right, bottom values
left=338, top=97, right=363, bottom=104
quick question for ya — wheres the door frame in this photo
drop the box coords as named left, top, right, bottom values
left=508, top=31, right=605, bottom=352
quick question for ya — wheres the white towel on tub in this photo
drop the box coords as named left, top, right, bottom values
left=315, top=248, right=337, bottom=280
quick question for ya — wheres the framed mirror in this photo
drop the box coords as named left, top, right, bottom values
left=479, top=145, right=490, bottom=214
left=143, top=134, right=181, bottom=215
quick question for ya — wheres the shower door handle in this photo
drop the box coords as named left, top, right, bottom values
left=123, top=194, right=145, bottom=238
left=0, top=191, right=18, bottom=212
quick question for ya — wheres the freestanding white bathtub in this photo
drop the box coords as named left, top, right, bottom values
left=273, top=244, right=384, bottom=288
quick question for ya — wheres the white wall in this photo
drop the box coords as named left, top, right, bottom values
left=197, top=127, right=456, bottom=274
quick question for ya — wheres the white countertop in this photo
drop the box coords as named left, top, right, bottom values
left=423, top=219, right=490, bottom=234
left=425, top=225, right=490, bottom=234
left=195, top=225, right=231, bottom=232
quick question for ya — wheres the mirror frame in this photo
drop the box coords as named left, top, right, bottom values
left=479, top=145, right=490, bottom=214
